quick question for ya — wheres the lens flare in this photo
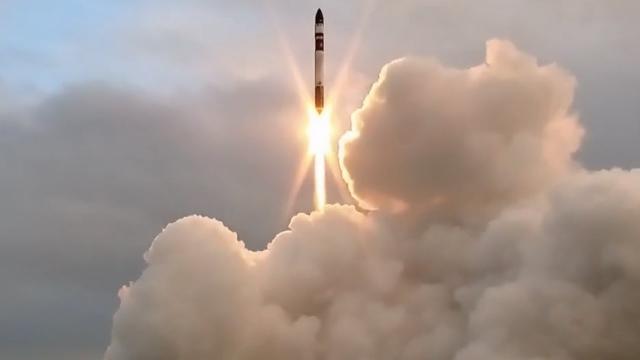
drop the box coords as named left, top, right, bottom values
left=308, top=108, right=331, bottom=210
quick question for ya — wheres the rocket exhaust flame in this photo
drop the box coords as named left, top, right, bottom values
left=308, top=108, right=331, bottom=210
left=307, top=108, right=331, bottom=156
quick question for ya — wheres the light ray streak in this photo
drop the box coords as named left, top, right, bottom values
left=326, top=0, right=376, bottom=108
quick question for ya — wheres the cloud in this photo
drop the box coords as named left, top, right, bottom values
left=339, top=40, right=583, bottom=225
left=105, top=40, right=640, bottom=359
left=106, top=170, right=640, bottom=359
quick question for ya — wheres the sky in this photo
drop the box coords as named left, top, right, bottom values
left=0, top=0, right=639, bottom=359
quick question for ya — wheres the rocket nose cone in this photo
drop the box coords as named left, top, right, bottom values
left=315, top=8, right=323, bottom=24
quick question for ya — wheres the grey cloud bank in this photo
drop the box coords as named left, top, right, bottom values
left=0, top=79, right=312, bottom=357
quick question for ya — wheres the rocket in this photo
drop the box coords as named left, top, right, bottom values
left=314, top=8, right=324, bottom=114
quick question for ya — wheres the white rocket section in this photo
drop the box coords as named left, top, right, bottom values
left=315, top=23, right=324, bottom=87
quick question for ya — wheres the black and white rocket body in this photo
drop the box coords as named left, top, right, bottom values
left=314, top=8, right=324, bottom=114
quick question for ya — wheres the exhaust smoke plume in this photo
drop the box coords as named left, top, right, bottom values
left=106, top=40, right=640, bottom=360
left=340, top=39, right=583, bottom=225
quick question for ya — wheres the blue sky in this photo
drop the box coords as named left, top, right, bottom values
left=0, top=1, right=131, bottom=93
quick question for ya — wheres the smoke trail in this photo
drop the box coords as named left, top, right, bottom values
left=105, top=40, right=640, bottom=360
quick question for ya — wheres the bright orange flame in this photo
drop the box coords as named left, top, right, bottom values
left=307, top=108, right=331, bottom=156
left=307, top=107, right=332, bottom=210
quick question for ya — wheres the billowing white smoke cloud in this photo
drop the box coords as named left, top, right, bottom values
left=105, top=40, right=640, bottom=359
left=340, top=39, right=583, bottom=225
